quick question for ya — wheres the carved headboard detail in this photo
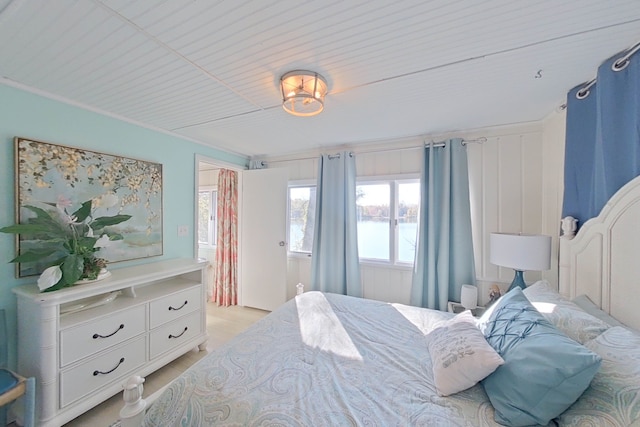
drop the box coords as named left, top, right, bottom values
left=559, top=175, right=640, bottom=331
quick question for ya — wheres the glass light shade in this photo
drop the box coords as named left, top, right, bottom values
left=280, top=70, right=327, bottom=117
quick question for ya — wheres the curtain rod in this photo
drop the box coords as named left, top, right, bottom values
left=427, top=136, right=486, bottom=148
left=262, top=137, right=486, bottom=165
left=576, top=39, right=640, bottom=99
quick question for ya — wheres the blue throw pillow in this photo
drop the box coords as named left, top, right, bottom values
left=477, top=288, right=601, bottom=427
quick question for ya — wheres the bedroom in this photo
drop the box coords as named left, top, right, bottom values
left=0, top=1, right=639, bottom=426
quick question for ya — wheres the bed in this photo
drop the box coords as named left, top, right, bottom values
left=120, top=175, right=640, bottom=427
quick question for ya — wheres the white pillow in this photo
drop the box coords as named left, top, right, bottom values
left=426, top=310, right=504, bottom=396
left=523, top=280, right=610, bottom=344
left=571, top=294, right=626, bottom=328
left=557, top=326, right=640, bottom=426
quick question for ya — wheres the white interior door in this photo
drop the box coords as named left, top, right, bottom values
left=240, top=168, right=288, bottom=311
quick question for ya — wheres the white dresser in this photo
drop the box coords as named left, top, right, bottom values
left=12, top=258, right=208, bottom=427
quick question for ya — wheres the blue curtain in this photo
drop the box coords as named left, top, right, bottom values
left=311, top=152, right=362, bottom=297
left=410, top=139, right=476, bottom=311
left=563, top=46, right=640, bottom=226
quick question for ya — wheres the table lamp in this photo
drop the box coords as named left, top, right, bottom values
left=489, top=232, right=551, bottom=291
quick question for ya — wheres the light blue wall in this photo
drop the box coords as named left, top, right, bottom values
left=0, top=84, right=247, bottom=368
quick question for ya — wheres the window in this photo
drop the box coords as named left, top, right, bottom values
left=198, top=189, right=217, bottom=246
left=356, top=179, right=419, bottom=264
left=287, top=177, right=420, bottom=265
left=356, top=183, right=390, bottom=260
left=396, top=181, right=420, bottom=263
left=288, top=185, right=316, bottom=253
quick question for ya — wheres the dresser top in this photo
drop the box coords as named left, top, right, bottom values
left=13, top=258, right=208, bottom=305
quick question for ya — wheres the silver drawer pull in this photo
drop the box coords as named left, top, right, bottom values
left=93, top=324, right=124, bottom=339
left=168, top=300, right=188, bottom=311
left=93, top=357, right=125, bottom=376
left=169, top=327, right=188, bottom=339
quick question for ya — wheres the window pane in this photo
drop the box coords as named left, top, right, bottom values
left=289, top=186, right=316, bottom=252
left=356, top=183, right=390, bottom=260
left=397, top=182, right=420, bottom=263
left=198, top=191, right=211, bottom=244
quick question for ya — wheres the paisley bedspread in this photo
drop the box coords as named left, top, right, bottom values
left=143, top=291, right=501, bottom=426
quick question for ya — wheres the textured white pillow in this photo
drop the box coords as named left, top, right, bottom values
left=571, top=294, right=625, bottom=328
left=557, top=326, right=640, bottom=426
left=426, top=311, right=504, bottom=396
left=523, top=280, right=610, bottom=344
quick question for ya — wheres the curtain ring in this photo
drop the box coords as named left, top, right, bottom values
left=612, top=58, right=629, bottom=72
left=576, top=88, right=590, bottom=100
left=576, top=78, right=596, bottom=100
left=612, top=41, right=640, bottom=72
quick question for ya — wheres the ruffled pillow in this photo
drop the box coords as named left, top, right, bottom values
left=571, top=294, right=625, bottom=327
left=523, top=280, right=610, bottom=344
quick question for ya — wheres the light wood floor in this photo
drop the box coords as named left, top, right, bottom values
left=60, top=303, right=269, bottom=427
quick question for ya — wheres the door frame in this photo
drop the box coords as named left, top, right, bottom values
left=194, top=154, right=246, bottom=304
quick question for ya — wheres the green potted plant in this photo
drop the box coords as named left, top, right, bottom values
left=1, top=194, right=131, bottom=292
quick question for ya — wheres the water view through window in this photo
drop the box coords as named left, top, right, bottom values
left=397, top=182, right=420, bottom=263
left=356, top=182, right=419, bottom=263
left=357, top=183, right=391, bottom=260
left=289, top=180, right=419, bottom=264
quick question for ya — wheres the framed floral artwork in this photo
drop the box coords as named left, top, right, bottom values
left=12, top=137, right=163, bottom=278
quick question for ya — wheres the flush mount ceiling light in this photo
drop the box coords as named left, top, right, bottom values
left=280, top=70, right=327, bottom=117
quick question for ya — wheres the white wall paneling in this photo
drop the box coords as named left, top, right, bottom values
left=286, top=257, right=413, bottom=305
left=265, top=121, right=564, bottom=306
left=362, top=265, right=413, bottom=305
left=541, top=108, right=567, bottom=288
left=467, top=128, right=552, bottom=301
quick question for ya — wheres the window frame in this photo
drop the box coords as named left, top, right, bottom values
left=287, top=179, right=316, bottom=259
left=286, top=174, right=419, bottom=267
left=356, top=174, right=420, bottom=267
left=198, top=186, right=218, bottom=248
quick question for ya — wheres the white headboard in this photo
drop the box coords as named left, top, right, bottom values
left=559, top=175, right=640, bottom=331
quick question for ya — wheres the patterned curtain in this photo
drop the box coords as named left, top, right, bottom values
left=213, top=169, right=238, bottom=306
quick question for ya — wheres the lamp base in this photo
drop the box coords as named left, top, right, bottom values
left=507, top=270, right=526, bottom=292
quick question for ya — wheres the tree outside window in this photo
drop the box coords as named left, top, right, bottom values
left=198, top=189, right=217, bottom=246
left=287, top=178, right=419, bottom=265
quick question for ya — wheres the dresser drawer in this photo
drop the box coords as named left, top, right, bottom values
left=150, top=310, right=202, bottom=359
left=149, top=286, right=200, bottom=328
left=60, top=336, right=146, bottom=408
left=60, top=305, right=146, bottom=367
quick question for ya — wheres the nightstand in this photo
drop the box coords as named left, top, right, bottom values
left=447, top=301, right=487, bottom=317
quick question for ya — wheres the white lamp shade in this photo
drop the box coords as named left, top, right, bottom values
left=490, top=233, right=551, bottom=271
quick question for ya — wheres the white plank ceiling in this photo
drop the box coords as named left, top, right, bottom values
left=0, top=0, right=639, bottom=158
